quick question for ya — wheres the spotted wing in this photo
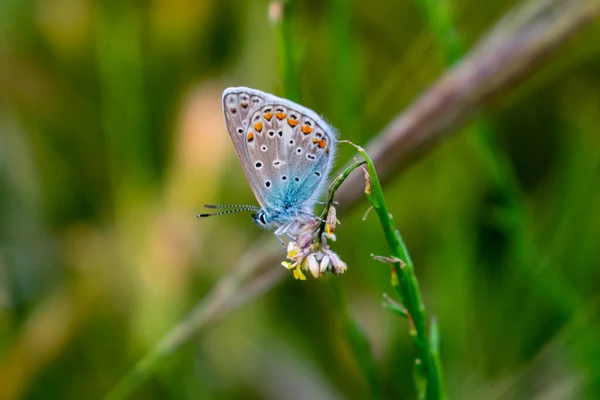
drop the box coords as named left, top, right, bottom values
left=222, top=87, right=337, bottom=214
left=222, top=87, right=269, bottom=210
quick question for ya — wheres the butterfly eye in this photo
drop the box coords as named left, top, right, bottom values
left=259, top=213, right=267, bottom=225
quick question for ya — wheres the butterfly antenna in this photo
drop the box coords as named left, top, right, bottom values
left=203, top=204, right=260, bottom=210
left=197, top=207, right=258, bottom=218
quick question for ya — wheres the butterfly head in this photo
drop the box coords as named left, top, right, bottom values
left=251, top=209, right=270, bottom=228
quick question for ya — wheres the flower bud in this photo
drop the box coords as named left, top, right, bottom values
left=329, top=252, right=347, bottom=275
left=306, top=254, right=320, bottom=278
left=268, top=1, right=284, bottom=24
left=319, top=255, right=331, bottom=274
left=325, top=206, right=338, bottom=234
left=297, top=230, right=313, bottom=248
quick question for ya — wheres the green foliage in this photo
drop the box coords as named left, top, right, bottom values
left=1, top=1, right=599, bottom=399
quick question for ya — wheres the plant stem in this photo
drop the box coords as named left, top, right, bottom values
left=318, top=161, right=365, bottom=235
left=275, top=0, right=301, bottom=102
left=341, top=140, right=446, bottom=400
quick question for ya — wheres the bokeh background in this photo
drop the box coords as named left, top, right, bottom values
left=1, top=0, right=600, bottom=399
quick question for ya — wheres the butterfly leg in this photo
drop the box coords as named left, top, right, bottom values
left=275, top=223, right=298, bottom=244
left=274, top=226, right=288, bottom=248
left=283, top=232, right=298, bottom=245
left=275, top=234, right=286, bottom=248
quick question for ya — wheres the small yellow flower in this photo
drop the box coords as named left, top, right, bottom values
left=279, top=205, right=348, bottom=280
left=281, top=261, right=294, bottom=270
left=287, top=241, right=301, bottom=258
left=293, top=266, right=307, bottom=280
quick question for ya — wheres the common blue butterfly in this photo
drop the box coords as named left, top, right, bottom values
left=198, top=87, right=337, bottom=241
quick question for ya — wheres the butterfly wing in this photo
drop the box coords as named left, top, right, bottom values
left=222, top=87, right=337, bottom=216
left=222, top=88, right=269, bottom=210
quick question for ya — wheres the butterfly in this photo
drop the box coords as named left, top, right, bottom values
left=198, top=87, right=338, bottom=241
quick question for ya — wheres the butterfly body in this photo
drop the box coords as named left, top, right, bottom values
left=221, top=87, right=337, bottom=236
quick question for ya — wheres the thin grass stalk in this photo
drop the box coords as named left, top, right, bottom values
left=274, top=0, right=301, bottom=101
left=341, top=141, right=446, bottom=400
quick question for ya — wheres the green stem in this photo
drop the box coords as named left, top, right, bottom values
left=318, top=161, right=365, bottom=236
left=341, top=140, right=446, bottom=400
left=275, top=0, right=301, bottom=102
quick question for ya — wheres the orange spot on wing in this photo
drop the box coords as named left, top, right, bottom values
left=241, top=102, right=248, bottom=108
left=276, top=112, right=287, bottom=120
left=264, top=112, right=273, bottom=121
left=301, top=125, right=313, bottom=134
left=326, top=147, right=330, bottom=154
left=312, top=138, right=320, bottom=144
left=288, top=118, right=299, bottom=127
left=247, top=131, right=254, bottom=142
left=253, top=122, right=263, bottom=132
left=318, top=139, right=327, bottom=148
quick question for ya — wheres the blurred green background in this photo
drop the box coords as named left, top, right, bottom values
left=1, top=0, right=600, bottom=399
